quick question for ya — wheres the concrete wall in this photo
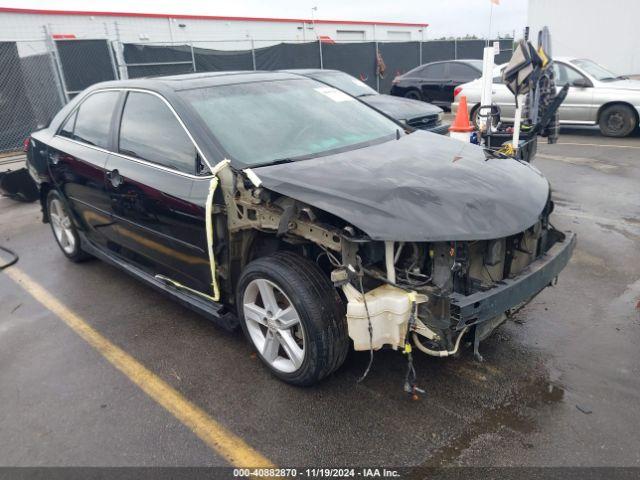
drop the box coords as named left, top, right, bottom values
left=528, top=0, right=640, bottom=75
left=0, top=11, right=426, bottom=51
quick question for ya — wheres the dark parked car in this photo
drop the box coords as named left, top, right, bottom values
left=26, top=72, right=575, bottom=386
left=284, top=69, right=449, bottom=134
left=390, top=59, right=483, bottom=110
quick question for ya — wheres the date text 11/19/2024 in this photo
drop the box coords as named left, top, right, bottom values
left=233, top=468, right=401, bottom=477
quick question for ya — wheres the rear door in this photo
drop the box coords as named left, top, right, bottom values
left=448, top=62, right=481, bottom=104
left=104, top=90, right=212, bottom=294
left=46, top=90, right=121, bottom=247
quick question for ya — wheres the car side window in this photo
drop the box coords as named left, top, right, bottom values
left=58, top=110, right=77, bottom=139
left=553, top=63, right=586, bottom=86
left=118, top=92, right=197, bottom=174
left=449, top=63, right=479, bottom=81
left=417, top=63, right=447, bottom=80
left=72, top=91, right=120, bottom=149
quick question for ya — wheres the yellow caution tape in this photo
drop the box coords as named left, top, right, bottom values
left=206, top=159, right=231, bottom=302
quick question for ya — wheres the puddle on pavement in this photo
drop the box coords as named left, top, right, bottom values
left=422, top=374, right=565, bottom=467
left=597, top=222, right=640, bottom=242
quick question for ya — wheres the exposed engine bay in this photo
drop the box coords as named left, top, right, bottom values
left=214, top=164, right=575, bottom=365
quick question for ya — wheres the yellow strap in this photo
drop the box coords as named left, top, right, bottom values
left=206, top=159, right=231, bottom=301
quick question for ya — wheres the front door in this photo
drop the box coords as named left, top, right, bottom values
left=416, top=63, right=448, bottom=106
left=105, top=90, right=212, bottom=295
left=47, top=90, right=121, bottom=247
left=553, top=62, right=595, bottom=123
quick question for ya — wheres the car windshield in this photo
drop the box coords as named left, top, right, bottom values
left=307, top=71, right=378, bottom=97
left=180, top=78, right=399, bottom=167
left=571, top=59, right=618, bottom=81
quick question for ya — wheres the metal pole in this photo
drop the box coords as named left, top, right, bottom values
left=419, top=29, right=423, bottom=66
left=107, top=40, right=120, bottom=80
left=318, top=39, right=323, bottom=69
left=113, top=22, right=128, bottom=80
left=190, top=42, right=197, bottom=72
left=251, top=38, right=256, bottom=70
left=43, top=25, right=67, bottom=106
left=45, top=24, right=70, bottom=103
left=454, top=38, right=458, bottom=60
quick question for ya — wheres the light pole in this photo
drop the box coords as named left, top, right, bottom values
left=311, top=6, right=318, bottom=39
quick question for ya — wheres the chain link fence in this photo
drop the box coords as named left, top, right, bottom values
left=0, top=40, right=64, bottom=153
left=0, top=27, right=513, bottom=153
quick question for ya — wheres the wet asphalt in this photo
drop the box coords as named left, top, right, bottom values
left=0, top=126, right=639, bottom=467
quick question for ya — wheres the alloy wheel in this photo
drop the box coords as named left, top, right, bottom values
left=49, top=198, right=76, bottom=255
left=243, top=278, right=305, bottom=373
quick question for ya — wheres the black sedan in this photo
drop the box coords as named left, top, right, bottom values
left=390, top=59, right=483, bottom=110
left=26, top=71, right=574, bottom=386
left=285, top=69, right=449, bottom=134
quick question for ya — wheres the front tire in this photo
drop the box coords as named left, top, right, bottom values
left=237, top=252, right=348, bottom=386
left=599, top=104, right=636, bottom=137
left=46, top=190, right=90, bottom=262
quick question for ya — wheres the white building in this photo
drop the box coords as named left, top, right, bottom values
left=528, top=0, right=640, bottom=75
left=0, top=6, right=428, bottom=50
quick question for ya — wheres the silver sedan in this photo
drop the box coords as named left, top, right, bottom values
left=452, top=57, right=640, bottom=137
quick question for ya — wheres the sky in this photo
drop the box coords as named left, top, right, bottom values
left=3, top=0, right=528, bottom=38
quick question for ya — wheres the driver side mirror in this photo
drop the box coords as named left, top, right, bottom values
left=571, top=78, right=593, bottom=88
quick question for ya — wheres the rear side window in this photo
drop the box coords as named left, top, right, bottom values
left=72, top=91, right=119, bottom=149
left=416, top=63, right=447, bottom=79
left=118, top=92, right=196, bottom=174
left=449, top=63, right=480, bottom=81
left=59, top=110, right=77, bottom=139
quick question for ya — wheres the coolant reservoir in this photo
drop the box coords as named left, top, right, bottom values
left=343, top=283, right=413, bottom=351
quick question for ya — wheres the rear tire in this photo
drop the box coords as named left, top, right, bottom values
left=599, top=104, right=636, bottom=137
left=46, top=190, right=91, bottom=262
left=237, top=252, right=348, bottom=386
left=404, top=89, right=422, bottom=101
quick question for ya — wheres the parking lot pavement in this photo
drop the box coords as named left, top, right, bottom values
left=1, top=130, right=639, bottom=467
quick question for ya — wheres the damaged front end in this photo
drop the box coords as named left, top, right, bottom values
left=334, top=217, right=575, bottom=361
left=221, top=163, right=575, bottom=363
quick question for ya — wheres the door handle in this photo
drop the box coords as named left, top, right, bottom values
left=106, top=169, right=124, bottom=188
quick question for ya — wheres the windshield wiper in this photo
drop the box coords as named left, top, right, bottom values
left=261, top=157, right=295, bottom=167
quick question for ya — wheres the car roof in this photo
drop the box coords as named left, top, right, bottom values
left=422, top=59, right=483, bottom=65
left=88, top=70, right=305, bottom=92
left=280, top=69, right=342, bottom=75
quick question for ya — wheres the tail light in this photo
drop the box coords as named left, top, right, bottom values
left=454, top=86, right=463, bottom=98
left=23, top=137, right=30, bottom=152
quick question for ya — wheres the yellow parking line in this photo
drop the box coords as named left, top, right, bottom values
left=4, top=267, right=274, bottom=468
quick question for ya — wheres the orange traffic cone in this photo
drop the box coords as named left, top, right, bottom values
left=449, top=95, right=474, bottom=142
